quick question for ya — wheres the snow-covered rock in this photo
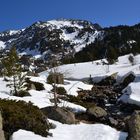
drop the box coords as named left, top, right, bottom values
left=0, top=41, right=6, bottom=49
left=120, top=82, right=140, bottom=106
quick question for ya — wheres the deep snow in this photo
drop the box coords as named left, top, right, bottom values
left=11, top=120, right=128, bottom=140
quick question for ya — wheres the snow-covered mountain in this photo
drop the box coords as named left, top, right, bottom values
left=0, top=19, right=101, bottom=61
left=1, top=19, right=140, bottom=64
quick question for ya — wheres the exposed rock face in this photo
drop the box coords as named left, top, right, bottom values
left=120, top=73, right=135, bottom=88
left=96, top=73, right=117, bottom=86
left=42, top=106, right=76, bottom=124
left=87, top=106, right=107, bottom=118
left=128, top=111, right=140, bottom=140
left=0, top=19, right=100, bottom=64
left=0, top=112, right=5, bottom=140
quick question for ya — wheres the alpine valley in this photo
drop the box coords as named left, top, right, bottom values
left=0, top=19, right=140, bottom=140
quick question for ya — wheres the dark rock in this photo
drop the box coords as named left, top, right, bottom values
left=87, top=106, right=107, bottom=118
left=120, top=73, right=135, bottom=88
left=49, top=98, right=61, bottom=104
left=109, top=117, right=118, bottom=126
left=25, top=78, right=45, bottom=91
left=41, top=106, right=76, bottom=124
left=0, top=112, right=5, bottom=140
left=47, top=73, right=64, bottom=84
left=35, top=67, right=47, bottom=73
left=96, top=73, right=117, bottom=86
left=51, top=86, right=67, bottom=95
left=49, top=122, right=57, bottom=129
left=27, top=71, right=39, bottom=77
left=127, top=111, right=140, bottom=140
left=30, top=83, right=36, bottom=90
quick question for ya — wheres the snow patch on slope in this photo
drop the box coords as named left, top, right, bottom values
left=11, top=121, right=128, bottom=140
left=0, top=77, right=86, bottom=111
left=48, top=20, right=83, bottom=29
left=0, top=41, right=6, bottom=49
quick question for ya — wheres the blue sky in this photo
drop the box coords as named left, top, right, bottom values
left=0, top=0, right=140, bottom=32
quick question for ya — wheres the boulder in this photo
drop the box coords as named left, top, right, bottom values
left=0, top=131, right=5, bottom=140
left=96, top=73, right=117, bottom=86
left=30, top=83, right=36, bottom=90
left=109, top=117, right=118, bottom=126
left=26, top=78, right=45, bottom=91
left=0, top=112, right=5, bottom=140
left=35, top=67, right=47, bottom=73
left=127, top=111, right=140, bottom=140
left=47, top=73, right=64, bottom=84
left=41, top=106, right=75, bottom=124
left=87, top=106, right=107, bottom=118
left=122, top=73, right=135, bottom=87
left=117, top=72, right=136, bottom=88
left=27, top=71, right=39, bottom=77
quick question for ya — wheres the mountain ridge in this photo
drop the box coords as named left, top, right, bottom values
left=0, top=18, right=140, bottom=64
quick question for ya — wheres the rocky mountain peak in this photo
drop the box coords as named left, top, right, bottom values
left=0, top=19, right=101, bottom=61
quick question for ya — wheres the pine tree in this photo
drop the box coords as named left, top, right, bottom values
left=2, top=46, right=25, bottom=95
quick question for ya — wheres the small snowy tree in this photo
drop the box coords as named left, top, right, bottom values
left=2, top=46, right=26, bottom=95
left=47, top=57, right=62, bottom=107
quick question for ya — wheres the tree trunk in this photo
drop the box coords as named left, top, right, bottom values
left=13, top=76, right=17, bottom=95
left=52, top=73, right=58, bottom=107
left=53, top=83, right=58, bottom=107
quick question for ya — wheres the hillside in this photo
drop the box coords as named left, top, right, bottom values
left=0, top=19, right=140, bottom=65
left=1, top=19, right=140, bottom=140
left=0, top=54, right=134, bottom=140
left=0, top=19, right=101, bottom=62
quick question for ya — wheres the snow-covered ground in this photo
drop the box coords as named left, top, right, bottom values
left=0, top=75, right=128, bottom=140
left=40, top=54, right=140, bottom=107
left=0, top=77, right=86, bottom=111
left=11, top=120, right=128, bottom=140
left=40, top=54, right=140, bottom=81
left=3, top=54, right=140, bottom=140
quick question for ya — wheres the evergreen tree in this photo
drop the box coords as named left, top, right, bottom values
left=2, top=46, right=25, bottom=95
